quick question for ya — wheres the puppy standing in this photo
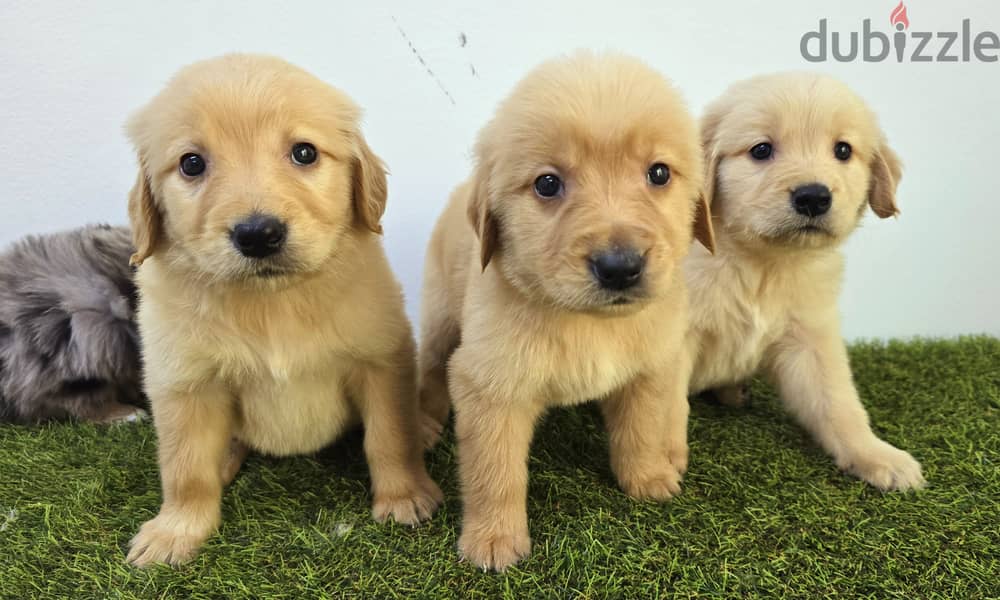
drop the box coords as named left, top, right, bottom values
left=418, top=53, right=714, bottom=570
left=125, top=55, right=441, bottom=567
left=685, top=73, right=924, bottom=490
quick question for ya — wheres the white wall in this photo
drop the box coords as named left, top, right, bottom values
left=1, top=0, right=997, bottom=339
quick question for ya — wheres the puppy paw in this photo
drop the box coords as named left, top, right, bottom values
left=667, top=440, right=689, bottom=476
left=372, top=474, right=444, bottom=526
left=838, top=439, right=925, bottom=491
left=458, top=527, right=531, bottom=572
left=98, top=404, right=149, bottom=425
left=618, top=463, right=682, bottom=501
left=419, top=411, right=444, bottom=450
left=126, top=513, right=212, bottom=567
left=714, top=384, right=749, bottom=408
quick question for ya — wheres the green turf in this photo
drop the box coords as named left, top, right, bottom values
left=0, top=337, right=997, bottom=599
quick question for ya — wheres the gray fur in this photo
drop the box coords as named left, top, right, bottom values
left=0, top=224, right=144, bottom=423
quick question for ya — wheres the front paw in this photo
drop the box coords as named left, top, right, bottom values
left=126, top=512, right=214, bottom=567
left=372, top=473, right=444, bottom=525
left=458, top=525, right=531, bottom=571
left=838, top=439, right=925, bottom=491
left=618, top=462, right=682, bottom=501
left=667, top=439, right=689, bottom=476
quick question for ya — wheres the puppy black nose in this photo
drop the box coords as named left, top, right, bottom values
left=590, top=249, right=645, bottom=291
left=791, top=183, right=832, bottom=218
left=231, top=215, right=287, bottom=259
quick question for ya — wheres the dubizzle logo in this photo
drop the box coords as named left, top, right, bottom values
left=801, top=2, right=1000, bottom=62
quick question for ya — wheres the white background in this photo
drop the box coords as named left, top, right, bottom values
left=1, top=0, right=997, bottom=339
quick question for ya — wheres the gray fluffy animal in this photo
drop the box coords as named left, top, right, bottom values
left=0, top=224, right=146, bottom=424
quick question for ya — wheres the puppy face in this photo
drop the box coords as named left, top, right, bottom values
left=126, top=54, right=387, bottom=284
left=469, top=53, right=712, bottom=312
left=702, top=73, right=901, bottom=250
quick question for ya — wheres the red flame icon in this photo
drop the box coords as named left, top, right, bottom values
left=890, top=1, right=910, bottom=30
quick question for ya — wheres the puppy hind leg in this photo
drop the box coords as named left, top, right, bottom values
left=418, top=361, right=452, bottom=449
left=41, top=383, right=147, bottom=424
left=712, top=383, right=750, bottom=408
left=88, top=400, right=148, bottom=424
left=417, top=266, right=460, bottom=447
left=220, top=438, right=249, bottom=486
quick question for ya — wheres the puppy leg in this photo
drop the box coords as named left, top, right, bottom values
left=602, top=369, right=685, bottom=500
left=417, top=263, right=459, bottom=447
left=417, top=365, right=450, bottom=449
left=667, top=351, right=694, bottom=476
left=767, top=322, right=925, bottom=491
left=220, top=439, right=249, bottom=486
left=452, top=369, right=540, bottom=572
left=127, top=386, right=233, bottom=567
left=82, top=399, right=148, bottom=424
left=53, top=385, right=147, bottom=424
left=712, top=384, right=750, bottom=408
left=356, top=346, right=443, bottom=525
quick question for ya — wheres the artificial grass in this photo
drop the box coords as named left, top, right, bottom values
left=0, top=337, right=997, bottom=599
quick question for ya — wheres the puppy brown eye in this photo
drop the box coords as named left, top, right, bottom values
left=534, top=174, right=563, bottom=199
left=750, top=143, right=773, bottom=161
left=291, top=142, right=318, bottom=166
left=647, top=163, right=670, bottom=186
left=179, top=153, right=206, bottom=177
left=834, top=141, right=852, bottom=161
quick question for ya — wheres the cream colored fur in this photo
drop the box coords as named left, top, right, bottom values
left=418, top=53, right=714, bottom=571
left=124, top=54, right=441, bottom=567
left=685, top=72, right=924, bottom=491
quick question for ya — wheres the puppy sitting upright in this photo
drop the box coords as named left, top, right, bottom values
left=686, top=73, right=924, bottom=491
left=125, top=55, right=442, bottom=567
left=418, top=53, right=714, bottom=571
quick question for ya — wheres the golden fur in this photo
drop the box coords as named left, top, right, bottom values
left=124, top=55, right=442, bottom=567
left=684, top=72, right=924, bottom=490
left=418, top=53, right=714, bottom=571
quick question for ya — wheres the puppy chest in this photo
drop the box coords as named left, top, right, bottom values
left=543, top=344, right=643, bottom=406
left=234, top=367, right=358, bottom=457
left=691, top=304, right=777, bottom=391
left=210, top=319, right=344, bottom=381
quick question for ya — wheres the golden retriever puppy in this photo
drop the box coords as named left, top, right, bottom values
left=124, top=54, right=442, bottom=567
left=418, top=53, right=714, bottom=570
left=685, top=72, right=924, bottom=491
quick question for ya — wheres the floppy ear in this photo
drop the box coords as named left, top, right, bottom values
left=351, top=133, right=389, bottom=234
left=692, top=110, right=726, bottom=254
left=693, top=162, right=717, bottom=254
left=466, top=166, right=499, bottom=271
left=127, top=168, right=162, bottom=266
left=869, top=141, right=902, bottom=219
